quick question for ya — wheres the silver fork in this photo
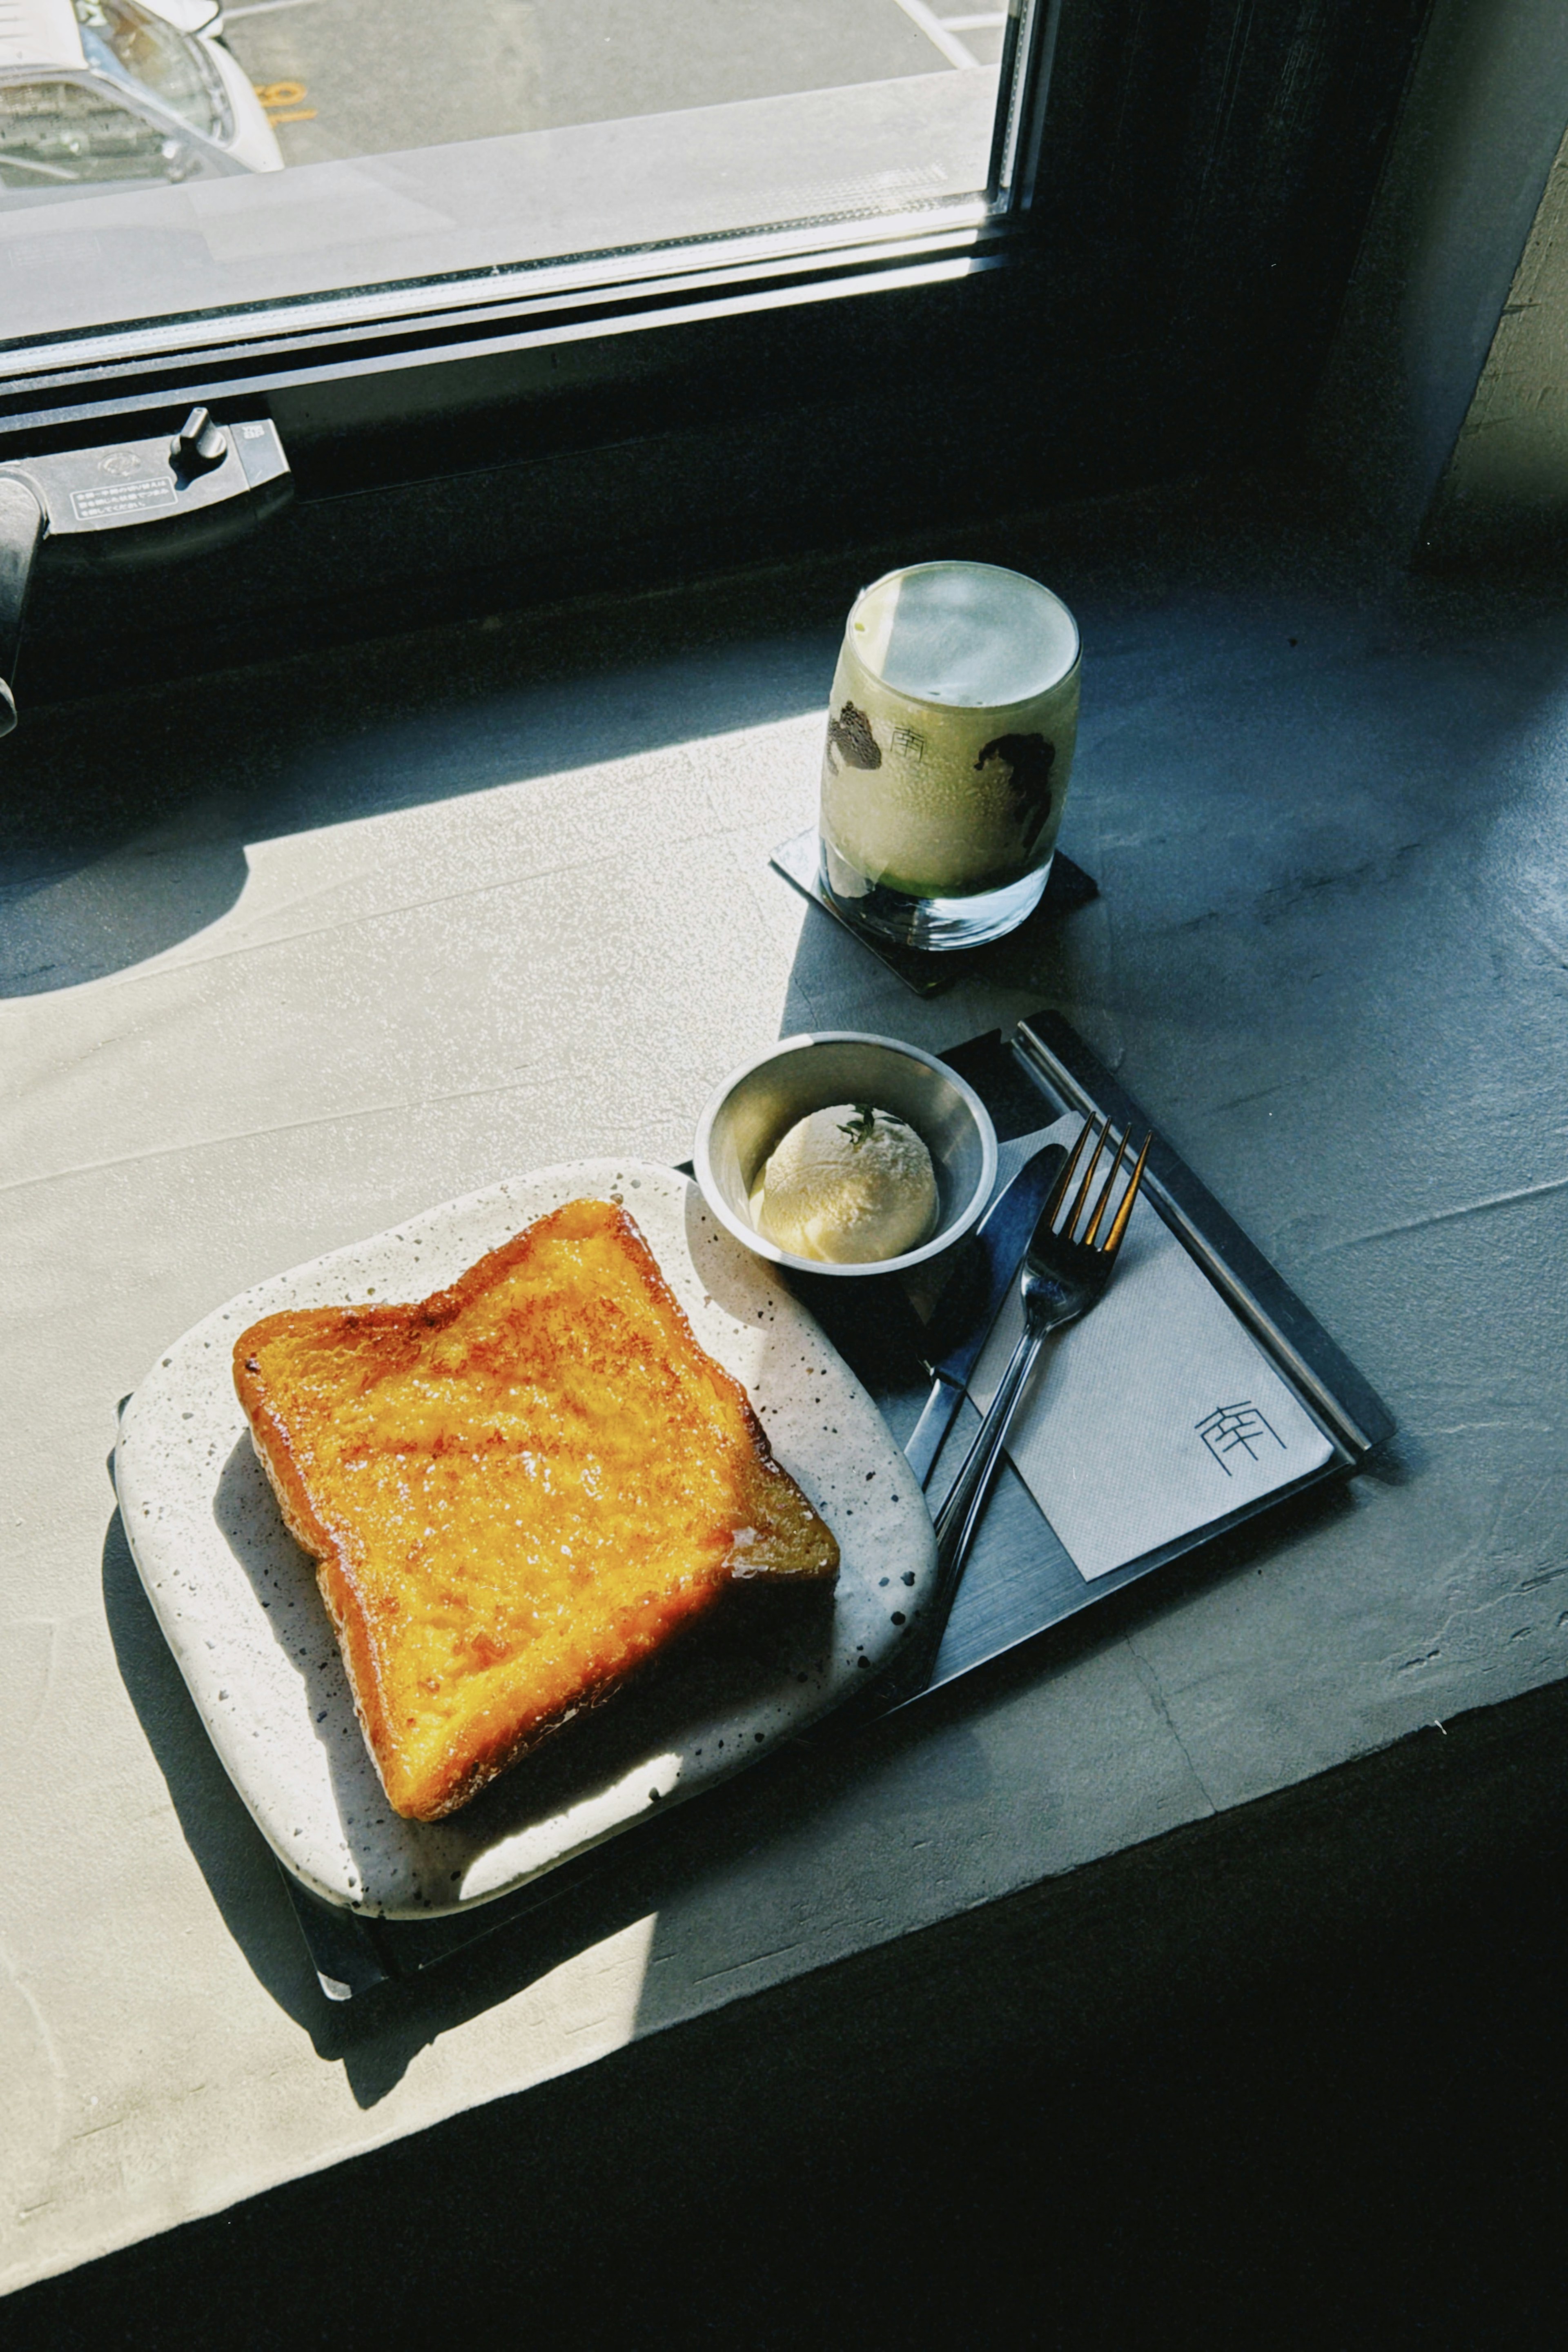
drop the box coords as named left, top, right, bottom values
left=882, top=1116, right=1152, bottom=1705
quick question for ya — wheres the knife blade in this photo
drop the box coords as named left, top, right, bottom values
left=903, top=1138, right=1067, bottom=1487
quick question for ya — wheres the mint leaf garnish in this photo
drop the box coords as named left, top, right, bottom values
left=838, top=1104, right=880, bottom=1151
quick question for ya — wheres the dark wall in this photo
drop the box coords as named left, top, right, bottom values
left=1311, top=0, right=1568, bottom=554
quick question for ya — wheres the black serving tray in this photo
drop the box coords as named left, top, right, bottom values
left=279, top=1012, right=1393, bottom=1998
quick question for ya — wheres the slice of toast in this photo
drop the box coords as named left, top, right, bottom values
left=233, top=1197, right=839, bottom=1821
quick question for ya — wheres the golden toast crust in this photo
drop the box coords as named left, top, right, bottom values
left=234, top=1198, right=839, bottom=1821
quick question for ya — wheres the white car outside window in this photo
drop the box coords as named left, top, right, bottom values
left=0, top=0, right=280, bottom=194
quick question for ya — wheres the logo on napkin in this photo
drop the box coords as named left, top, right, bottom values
left=1195, top=1400, right=1285, bottom=1474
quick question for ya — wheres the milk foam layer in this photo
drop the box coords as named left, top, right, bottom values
left=853, top=562, right=1078, bottom=706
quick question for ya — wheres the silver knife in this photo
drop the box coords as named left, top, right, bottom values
left=903, top=1139, right=1068, bottom=1488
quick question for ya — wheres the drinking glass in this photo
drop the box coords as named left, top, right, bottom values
left=817, top=560, right=1080, bottom=951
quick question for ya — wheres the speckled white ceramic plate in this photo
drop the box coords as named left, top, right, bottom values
left=115, top=1160, right=935, bottom=1918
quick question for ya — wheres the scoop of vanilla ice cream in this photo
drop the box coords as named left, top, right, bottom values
left=749, top=1104, right=939, bottom=1263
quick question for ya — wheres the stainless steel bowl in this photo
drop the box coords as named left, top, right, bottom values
left=693, top=1031, right=998, bottom=1279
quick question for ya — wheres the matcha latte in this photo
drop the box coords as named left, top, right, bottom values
left=818, top=561, right=1080, bottom=949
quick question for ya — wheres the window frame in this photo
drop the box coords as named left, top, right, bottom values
left=1, top=0, right=1434, bottom=702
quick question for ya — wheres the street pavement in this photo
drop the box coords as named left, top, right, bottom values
left=220, top=0, right=1005, bottom=169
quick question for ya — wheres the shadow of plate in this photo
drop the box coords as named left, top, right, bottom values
left=209, top=1434, right=839, bottom=1912
left=102, top=1488, right=857, bottom=2108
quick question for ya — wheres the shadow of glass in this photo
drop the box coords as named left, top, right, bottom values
left=775, top=855, right=1105, bottom=1045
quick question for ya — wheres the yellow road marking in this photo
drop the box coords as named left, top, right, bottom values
left=253, top=79, right=307, bottom=105
left=267, top=108, right=318, bottom=123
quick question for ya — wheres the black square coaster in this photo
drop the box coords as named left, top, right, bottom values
left=769, top=829, right=1099, bottom=996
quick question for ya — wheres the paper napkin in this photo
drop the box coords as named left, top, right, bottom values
left=966, top=1120, right=1334, bottom=1580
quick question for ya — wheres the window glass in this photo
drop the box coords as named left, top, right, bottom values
left=218, top=0, right=1000, bottom=174
left=0, top=72, right=194, bottom=183
left=0, top=1, right=1016, bottom=356
left=74, top=0, right=228, bottom=140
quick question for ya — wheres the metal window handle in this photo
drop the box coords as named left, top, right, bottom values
left=171, top=407, right=229, bottom=478
left=0, top=475, right=45, bottom=740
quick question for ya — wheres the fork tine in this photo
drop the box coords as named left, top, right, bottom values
left=1101, top=1132, right=1152, bottom=1257
left=1083, top=1126, right=1131, bottom=1247
left=1042, top=1115, right=1096, bottom=1227
left=1062, top=1117, right=1110, bottom=1240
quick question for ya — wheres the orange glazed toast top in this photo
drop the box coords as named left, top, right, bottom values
left=233, top=1198, right=839, bottom=1821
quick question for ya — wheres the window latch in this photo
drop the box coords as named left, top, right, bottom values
left=170, top=405, right=231, bottom=480
left=0, top=410, right=291, bottom=737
